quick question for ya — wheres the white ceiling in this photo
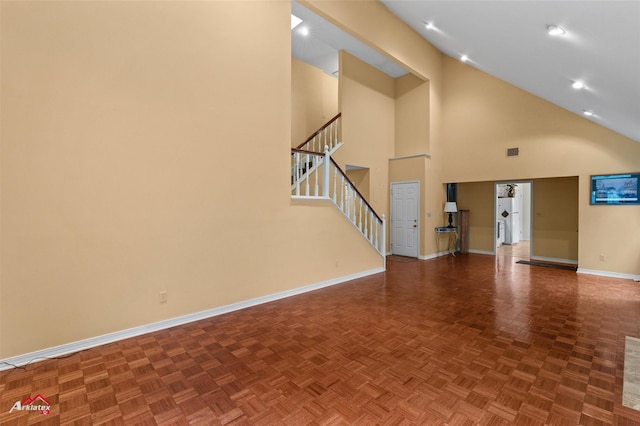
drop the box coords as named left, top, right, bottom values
left=291, top=1, right=640, bottom=143
left=291, top=1, right=408, bottom=78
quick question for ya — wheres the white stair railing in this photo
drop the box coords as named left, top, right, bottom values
left=295, top=113, right=342, bottom=154
left=291, top=149, right=325, bottom=196
left=291, top=145, right=385, bottom=258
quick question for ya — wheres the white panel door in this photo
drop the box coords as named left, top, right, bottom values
left=391, top=182, right=419, bottom=257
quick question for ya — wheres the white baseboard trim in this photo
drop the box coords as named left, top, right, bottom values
left=291, top=195, right=331, bottom=201
left=0, top=267, right=385, bottom=371
left=577, top=268, right=640, bottom=281
left=419, top=250, right=451, bottom=260
left=530, top=256, right=578, bottom=265
left=468, top=249, right=495, bottom=256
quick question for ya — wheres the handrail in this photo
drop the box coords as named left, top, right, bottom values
left=330, top=157, right=382, bottom=223
left=291, top=148, right=323, bottom=156
left=290, top=146, right=385, bottom=258
left=296, top=113, right=342, bottom=149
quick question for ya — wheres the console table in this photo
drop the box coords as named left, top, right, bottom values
left=435, top=226, right=457, bottom=256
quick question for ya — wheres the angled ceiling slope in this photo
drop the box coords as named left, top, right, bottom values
left=380, top=1, right=640, bottom=143
left=291, top=1, right=640, bottom=143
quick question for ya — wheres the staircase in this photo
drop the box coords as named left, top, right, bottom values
left=291, top=114, right=386, bottom=262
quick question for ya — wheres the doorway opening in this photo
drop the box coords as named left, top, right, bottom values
left=495, top=181, right=532, bottom=259
left=345, top=165, right=370, bottom=200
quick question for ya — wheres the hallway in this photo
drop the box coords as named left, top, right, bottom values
left=497, top=240, right=530, bottom=259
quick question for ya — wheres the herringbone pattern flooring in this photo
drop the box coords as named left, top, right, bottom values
left=2, top=254, right=640, bottom=425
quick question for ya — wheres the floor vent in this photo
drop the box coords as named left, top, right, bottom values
left=506, top=147, right=519, bottom=157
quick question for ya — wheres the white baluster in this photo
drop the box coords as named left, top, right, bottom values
left=340, top=177, right=345, bottom=211
left=295, top=152, right=300, bottom=196
left=314, top=156, right=319, bottom=196
left=381, top=214, right=386, bottom=261
left=332, top=165, right=338, bottom=205
left=323, top=146, right=330, bottom=197
left=346, top=185, right=350, bottom=218
left=358, top=199, right=363, bottom=231
left=324, top=128, right=327, bottom=151
left=329, top=122, right=334, bottom=150
left=363, top=206, right=368, bottom=237
left=305, top=154, right=310, bottom=195
left=346, top=184, right=350, bottom=216
left=374, top=217, right=378, bottom=247
left=351, top=187, right=356, bottom=223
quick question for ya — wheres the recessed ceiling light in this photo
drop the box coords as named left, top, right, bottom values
left=460, top=55, right=469, bottom=62
left=547, top=25, right=566, bottom=36
left=291, top=14, right=302, bottom=30
left=425, top=22, right=435, bottom=30
left=299, top=27, right=309, bottom=36
left=583, top=110, right=594, bottom=116
left=572, top=80, right=585, bottom=90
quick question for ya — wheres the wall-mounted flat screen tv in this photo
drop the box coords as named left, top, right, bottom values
left=590, top=173, right=640, bottom=205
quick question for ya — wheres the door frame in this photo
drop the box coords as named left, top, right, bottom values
left=494, top=180, right=534, bottom=257
left=390, top=180, right=420, bottom=258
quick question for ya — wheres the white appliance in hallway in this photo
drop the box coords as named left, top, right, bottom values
left=496, top=220, right=505, bottom=247
left=497, top=196, right=522, bottom=244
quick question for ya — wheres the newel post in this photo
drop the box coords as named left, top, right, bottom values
left=381, top=214, right=386, bottom=269
left=323, top=145, right=330, bottom=197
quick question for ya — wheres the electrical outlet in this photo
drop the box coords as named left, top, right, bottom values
left=599, top=255, right=605, bottom=261
left=159, top=291, right=167, bottom=304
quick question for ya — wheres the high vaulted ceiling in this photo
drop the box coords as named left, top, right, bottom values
left=291, top=1, right=640, bottom=143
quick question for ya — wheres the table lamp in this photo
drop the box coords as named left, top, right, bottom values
left=444, top=202, right=457, bottom=228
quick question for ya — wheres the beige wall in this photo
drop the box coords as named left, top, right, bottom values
left=346, top=168, right=370, bottom=200
left=0, top=2, right=382, bottom=359
left=337, top=51, right=395, bottom=248
left=394, top=74, right=430, bottom=156
left=442, top=56, right=640, bottom=275
left=532, top=177, right=579, bottom=261
left=291, top=58, right=339, bottom=146
left=579, top=175, right=640, bottom=274
left=457, top=182, right=496, bottom=252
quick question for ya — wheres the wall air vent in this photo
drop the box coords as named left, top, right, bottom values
left=506, top=147, right=520, bottom=157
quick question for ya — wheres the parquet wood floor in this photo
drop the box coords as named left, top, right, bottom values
left=497, top=240, right=530, bottom=259
left=2, top=254, right=640, bottom=425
